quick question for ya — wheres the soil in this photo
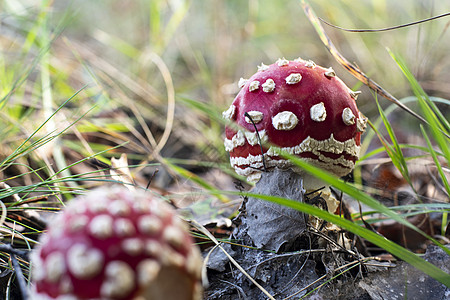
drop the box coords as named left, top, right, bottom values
left=203, top=169, right=450, bottom=300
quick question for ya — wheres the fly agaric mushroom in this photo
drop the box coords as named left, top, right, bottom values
left=224, top=58, right=367, bottom=217
left=30, top=186, right=203, bottom=300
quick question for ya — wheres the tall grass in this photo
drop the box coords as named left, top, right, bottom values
left=0, top=0, right=449, bottom=298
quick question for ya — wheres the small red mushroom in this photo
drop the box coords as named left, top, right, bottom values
left=30, top=186, right=203, bottom=300
left=224, top=58, right=367, bottom=214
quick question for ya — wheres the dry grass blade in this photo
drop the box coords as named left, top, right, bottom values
left=191, top=220, right=276, bottom=300
left=300, top=0, right=436, bottom=132
left=0, top=199, right=6, bottom=229
left=319, top=12, right=450, bottom=33
left=144, top=52, right=176, bottom=156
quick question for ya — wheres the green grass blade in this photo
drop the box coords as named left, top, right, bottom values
left=420, top=100, right=450, bottom=165
left=284, top=153, right=450, bottom=255
left=388, top=51, right=450, bottom=133
left=388, top=50, right=450, bottom=139
left=420, top=126, right=450, bottom=198
left=0, top=2, right=74, bottom=108
left=0, top=87, right=87, bottom=169
left=299, top=0, right=429, bottom=127
left=4, top=87, right=84, bottom=153
left=375, top=98, right=412, bottom=186
left=420, top=125, right=450, bottom=235
left=162, top=158, right=230, bottom=203
left=233, top=190, right=450, bottom=287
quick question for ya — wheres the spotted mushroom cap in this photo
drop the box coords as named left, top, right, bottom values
left=31, top=186, right=203, bottom=300
left=224, top=58, right=367, bottom=182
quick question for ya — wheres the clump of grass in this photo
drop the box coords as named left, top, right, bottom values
left=0, top=0, right=450, bottom=298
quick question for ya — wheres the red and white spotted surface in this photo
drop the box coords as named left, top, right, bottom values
left=31, top=186, right=203, bottom=300
left=224, top=58, right=367, bottom=182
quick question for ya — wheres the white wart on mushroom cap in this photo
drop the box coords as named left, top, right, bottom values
left=31, top=186, right=203, bottom=300
left=224, top=58, right=367, bottom=182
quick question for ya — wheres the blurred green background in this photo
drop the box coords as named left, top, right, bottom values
left=1, top=0, right=449, bottom=191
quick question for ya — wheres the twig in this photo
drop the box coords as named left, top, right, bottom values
left=300, top=0, right=450, bottom=139
left=283, top=258, right=371, bottom=300
left=146, top=169, right=159, bottom=190
left=10, top=254, right=29, bottom=300
left=219, top=279, right=247, bottom=298
left=0, top=244, right=30, bottom=259
left=0, top=244, right=31, bottom=299
left=274, top=234, right=312, bottom=297
left=191, top=220, right=276, bottom=300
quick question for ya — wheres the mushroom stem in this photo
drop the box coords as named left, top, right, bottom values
left=233, top=168, right=307, bottom=253
left=301, top=174, right=340, bottom=215
left=232, top=168, right=345, bottom=253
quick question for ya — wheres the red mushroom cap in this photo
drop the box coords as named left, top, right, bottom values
left=31, top=186, right=203, bottom=300
left=224, top=58, right=367, bottom=182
